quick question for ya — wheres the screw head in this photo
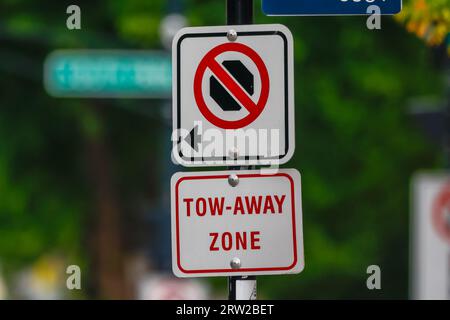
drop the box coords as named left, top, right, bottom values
left=228, top=147, right=239, bottom=159
left=230, top=257, right=241, bottom=269
left=227, top=29, right=238, bottom=42
left=228, top=174, right=239, bottom=187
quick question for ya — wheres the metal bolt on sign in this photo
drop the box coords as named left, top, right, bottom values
left=228, top=147, right=239, bottom=159
left=228, top=174, right=239, bottom=187
left=230, top=257, right=242, bottom=269
left=227, top=29, right=238, bottom=42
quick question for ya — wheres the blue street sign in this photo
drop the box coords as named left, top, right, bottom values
left=262, top=0, right=402, bottom=16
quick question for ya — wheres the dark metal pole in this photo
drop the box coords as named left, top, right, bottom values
left=226, top=0, right=256, bottom=301
left=229, top=275, right=257, bottom=300
left=227, top=0, right=253, bottom=25
left=444, top=60, right=450, bottom=168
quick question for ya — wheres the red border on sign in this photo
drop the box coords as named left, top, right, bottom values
left=174, top=173, right=298, bottom=274
left=193, top=42, right=270, bottom=130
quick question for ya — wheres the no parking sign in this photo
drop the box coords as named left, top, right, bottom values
left=194, top=42, right=270, bottom=130
left=172, top=24, right=295, bottom=167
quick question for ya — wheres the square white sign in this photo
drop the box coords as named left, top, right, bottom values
left=171, top=169, right=304, bottom=277
left=172, top=24, right=295, bottom=167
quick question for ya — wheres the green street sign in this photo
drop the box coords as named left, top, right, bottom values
left=44, top=50, right=172, bottom=98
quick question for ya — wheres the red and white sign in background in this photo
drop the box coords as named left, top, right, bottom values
left=171, top=169, right=304, bottom=277
left=432, top=183, right=450, bottom=245
left=412, top=172, right=450, bottom=300
left=172, top=24, right=295, bottom=166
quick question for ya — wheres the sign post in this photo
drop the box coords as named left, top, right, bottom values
left=170, top=0, right=305, bottom=301
left=226, top=0, right=256, bottom=301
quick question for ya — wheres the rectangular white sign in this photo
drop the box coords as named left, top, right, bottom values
left=411, top=172, right=450, bottom=300
left=171, top=169, right=304, bottom=277
left=172, top=24, right=295, bottom=167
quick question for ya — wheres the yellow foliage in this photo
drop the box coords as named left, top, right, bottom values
left=396, top=0, right=450, bottom=51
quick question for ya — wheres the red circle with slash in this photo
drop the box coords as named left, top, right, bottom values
left=193, top=42, right=270, bottom=130
left=432, top=183, right=450, bottom=244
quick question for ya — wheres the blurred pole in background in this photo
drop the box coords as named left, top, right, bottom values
left=85, top=105, right=129, bottom=299
left=442, top=35, right=450, bottom=168
left=147, top=0, right=186, bottom=272
left=445, top=39, right=450, bottom=299
left=434, top=34, right=450, bottom=298
left=410, top=36, right=450, bottom=300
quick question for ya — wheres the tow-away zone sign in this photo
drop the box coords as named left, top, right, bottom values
left=171, top=169, right=304, bottom=277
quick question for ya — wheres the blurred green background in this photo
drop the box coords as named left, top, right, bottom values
left=0, top=0, right=449, bottom=299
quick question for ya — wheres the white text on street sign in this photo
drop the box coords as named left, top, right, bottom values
left=44, top=50, right=171, bottom=98
left=262, top=0, right=402, bottom=16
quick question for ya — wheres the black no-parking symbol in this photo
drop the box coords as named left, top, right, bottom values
left=210, top=60, right=254, bottom=112
left=173, top=25, right=295, bottom=165
left=194, top=42, right=270, bottom=130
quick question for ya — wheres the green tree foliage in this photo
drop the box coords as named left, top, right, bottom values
left=0, top=0, right=444, bottom=298
left=254, top=12, right=441, bottom=300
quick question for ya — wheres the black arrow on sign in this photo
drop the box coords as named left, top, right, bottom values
left=184, top=124, right=201, bottom=152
